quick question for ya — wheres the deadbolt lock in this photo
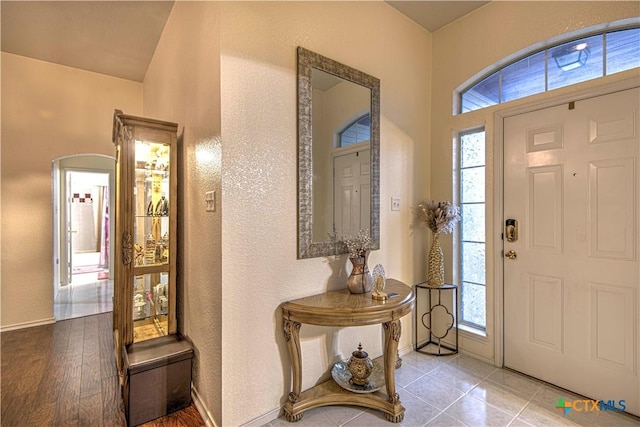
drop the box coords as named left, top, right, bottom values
left=505, top=250, right=517, bottom=260
left=505, top=219, right=518, bottom=243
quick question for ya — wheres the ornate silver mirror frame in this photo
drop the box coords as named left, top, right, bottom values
left=297, top=46, right=380, bottom=259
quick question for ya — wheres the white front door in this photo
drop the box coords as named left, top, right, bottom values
left=504, top=87, right=639, bottom=416
left=333, top=149, right=370, bottom=237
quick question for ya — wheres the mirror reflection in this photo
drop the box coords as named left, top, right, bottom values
left=297, top=47, right=380, bottom=259
left=311, top=68, right=371, bottom=243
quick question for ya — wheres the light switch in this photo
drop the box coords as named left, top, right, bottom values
left=391, top=197, right=400, bottom=211
left=205, top=191, right=216, bottom=212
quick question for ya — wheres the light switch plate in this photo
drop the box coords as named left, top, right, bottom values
left=391, top=197, right=400, bottom=211
left=205, top=191, right=216, bottom=212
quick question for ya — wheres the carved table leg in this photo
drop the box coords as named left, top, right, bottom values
left=383, top=319, right=404, bottom=422
left=283, top=318, right=303, bottom=421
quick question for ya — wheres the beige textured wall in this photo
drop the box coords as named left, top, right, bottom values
left=220, top=2, right=430, bottom=425
left=141, top=2, right=223, bottom=425
left=1, top=53, right=142, bottom=328
left=430, top=2, right=640, bottom=360
left=144, top=2, right=430, bottom=424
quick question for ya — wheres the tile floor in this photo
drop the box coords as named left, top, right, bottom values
left=54, top=272, right=113, bottom=320
left=266, top=351, right=639, bottom=427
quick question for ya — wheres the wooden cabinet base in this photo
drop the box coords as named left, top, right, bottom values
left=283, top=380, right=405, bottom=422
left=123, top=334, right=193, bottom=426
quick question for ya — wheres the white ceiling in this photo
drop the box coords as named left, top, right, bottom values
left=0, top=1, right=488, bottom=83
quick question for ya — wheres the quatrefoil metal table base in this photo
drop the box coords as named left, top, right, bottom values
left=414, top=283, right=459, bottom=356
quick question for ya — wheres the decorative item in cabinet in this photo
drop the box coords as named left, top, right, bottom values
left=112, top=110, right=179, bottom=380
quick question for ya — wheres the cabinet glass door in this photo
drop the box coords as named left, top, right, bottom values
left=132, top=140, right=171, bottom=342
left=133, top=140, right=171, bottom=268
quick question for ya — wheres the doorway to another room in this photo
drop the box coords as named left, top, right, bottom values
left=53, top=155, right=115, bottom=321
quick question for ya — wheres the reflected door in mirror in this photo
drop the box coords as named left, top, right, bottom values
left=311, top=68, right=371, bottom=243
left=334, top=149, right=370, bottom=238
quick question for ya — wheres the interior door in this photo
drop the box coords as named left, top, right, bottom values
left=503, top=88, right=639, bottom=415
left=333, top=149, right=370, bottom=237
left=63, top=170, right=74, bottom=285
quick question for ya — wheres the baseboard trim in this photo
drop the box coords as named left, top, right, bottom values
left=192, top=386, right=218, bottom=427
left=241, top=406, right=282, bottom=427
left=1, top=317, right=55, bottom=332
left=398, top=343, right=413, bottom=358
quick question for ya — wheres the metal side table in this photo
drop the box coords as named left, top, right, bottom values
left=414, top=282, right=458, bottom=356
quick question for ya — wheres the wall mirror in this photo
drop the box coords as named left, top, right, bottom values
left=297, top=47, right=380, bottom=259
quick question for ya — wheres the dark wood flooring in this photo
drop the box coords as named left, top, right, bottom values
left=1, top=313, right=204, bottom=427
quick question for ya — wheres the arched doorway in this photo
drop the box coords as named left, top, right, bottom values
left=52, top=154, right=115, bottom=320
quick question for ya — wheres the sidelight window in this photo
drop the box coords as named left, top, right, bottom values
left=457, top=129, right=486, bottom=329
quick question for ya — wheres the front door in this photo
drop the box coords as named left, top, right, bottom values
left=503, top=87, right=639, bottom=415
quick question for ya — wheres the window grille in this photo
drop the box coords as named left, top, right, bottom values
left=339, top=114, right=370, bottom=147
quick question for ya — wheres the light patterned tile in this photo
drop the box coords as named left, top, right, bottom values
left=317, top=405, right=365, bottom=425
left=268, top=352, right=636, bottom=427
left=342, top=409, right=392, bottom=427
left=518, top=401, right=582, bottom=427
left=395, top=362, right=427, bottom=388
left=593, top=410, right=640, bottom=427
left=397, top=389, right=443, bottom=427
left=486, top=369, right=542, bottom=400
left=401, top=352, right=445, bottom=374
left=447, top=354, right=498, bottom=379
left=532, top=383, right=585, bottom=406
left=269, top=407, right=337, bottom=426
left=427, top=364, right=483, bottom=392
left=426, top=412, right=467, bottom=426
left=404, top=376, right=465, bottom=410
left=444, top=394, right=516, bottom=427
left=469, top=380, right=530, bottom=416
left=531, top=384, right=598, bottom=426
left=508, top=417, right=535, bottom=426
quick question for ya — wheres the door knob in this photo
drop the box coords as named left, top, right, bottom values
left=505, top=250, right=517, bottom=260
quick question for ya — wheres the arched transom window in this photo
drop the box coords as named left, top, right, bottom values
left=459, top=26, right=639, bottom=114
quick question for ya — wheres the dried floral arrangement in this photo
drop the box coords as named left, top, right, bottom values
left=341, top=229, right=373, bottom=259
left=414, top=200, right=461, bottom=234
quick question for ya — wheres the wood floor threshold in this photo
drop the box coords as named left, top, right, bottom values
left=1, top=312, right=205, bottom=426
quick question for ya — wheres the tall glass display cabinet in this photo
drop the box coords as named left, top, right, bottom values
left=112, top=110, right=179, bottom=375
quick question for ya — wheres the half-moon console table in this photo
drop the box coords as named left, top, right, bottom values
left=280, top=279, right=415, bottom=422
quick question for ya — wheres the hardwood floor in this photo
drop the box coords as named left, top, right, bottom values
left=1, top=313, right=204, bottom=427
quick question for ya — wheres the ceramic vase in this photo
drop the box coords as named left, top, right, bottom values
left=346, top=251, right=374, bottom=294
left=427, top=233, right=444, bottom=287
